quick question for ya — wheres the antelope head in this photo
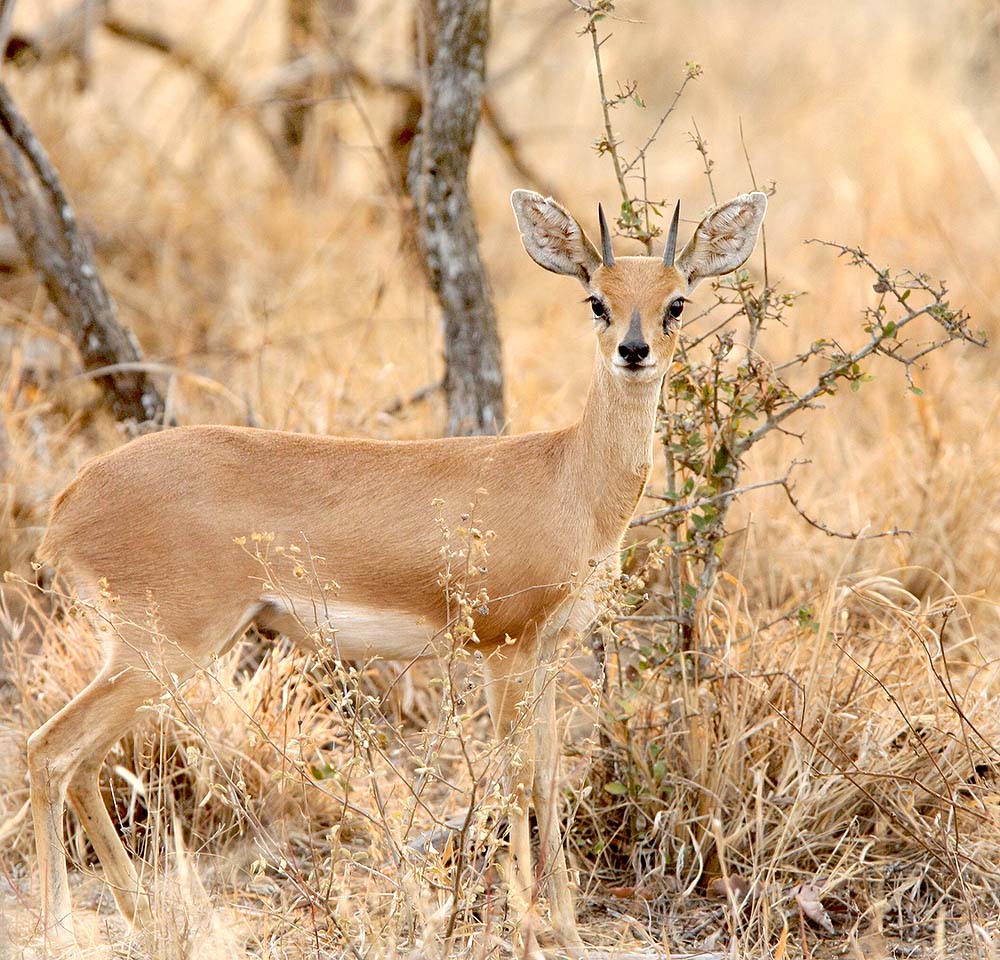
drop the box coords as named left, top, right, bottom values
left=511, top=189, right=768, bottom=383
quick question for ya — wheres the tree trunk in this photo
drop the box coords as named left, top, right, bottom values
left=406, top=0, right=504, bottom=437
left=0, top=80, right=163, bottom=424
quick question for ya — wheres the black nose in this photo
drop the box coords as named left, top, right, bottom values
left=618, top=340, right=650, bottom=365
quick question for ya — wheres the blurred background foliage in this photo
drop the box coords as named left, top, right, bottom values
left=1, top=1, right=1000, bottom=955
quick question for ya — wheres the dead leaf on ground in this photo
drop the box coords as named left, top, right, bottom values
left=707, top=875, right=752, bottom=902
left=794, top=881, right=835, bottom=934
left=607, top=885, right=655, bottom=900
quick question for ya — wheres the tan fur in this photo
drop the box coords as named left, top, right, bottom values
left=21, top=191, right=764, bottom=956
left=40, top=369, right=662, bottom=654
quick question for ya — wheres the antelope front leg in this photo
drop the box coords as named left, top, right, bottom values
left=532, top=675, right=584, bottom=952
left=483, top=646, right=542, bottom=959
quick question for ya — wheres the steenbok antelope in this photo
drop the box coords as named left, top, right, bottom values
left=10, top=187, right=765, bottom=954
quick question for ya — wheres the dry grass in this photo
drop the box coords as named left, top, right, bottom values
left=1, top=0, right=1000, bottom=956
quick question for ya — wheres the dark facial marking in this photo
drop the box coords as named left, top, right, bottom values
left=617, top=307, right=651, bottom=366
left=625, top=307, right=643, bottom=345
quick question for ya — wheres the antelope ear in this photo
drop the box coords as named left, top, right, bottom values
left=510, top=189, right=602, bottom=286
left=676, top=192, right=767, bottom=288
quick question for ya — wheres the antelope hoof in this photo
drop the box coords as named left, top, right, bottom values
left=126, top=891, right=155, bottom=931
left=42, top=924, right=79, bottom=958
left=537, top=926, right=587, bottom=959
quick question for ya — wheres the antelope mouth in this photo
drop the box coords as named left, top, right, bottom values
left=612, top=358, right=659, bottom=379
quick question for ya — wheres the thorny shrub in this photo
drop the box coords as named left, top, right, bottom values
left=570, top=1, right=994, bottom=953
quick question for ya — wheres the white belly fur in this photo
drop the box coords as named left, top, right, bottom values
left=260, top=595, right=439, bottom=661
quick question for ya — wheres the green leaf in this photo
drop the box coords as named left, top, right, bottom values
left=883, top=321, right=896, bottom=338
left=604, top=781, right=628, bottom=796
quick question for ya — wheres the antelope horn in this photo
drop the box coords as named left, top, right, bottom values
left=663, top=199, right=681, bottom=267
left=598, top=203, right=615, bottom=268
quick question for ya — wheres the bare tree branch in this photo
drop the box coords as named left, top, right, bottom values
left=585, top=16, right=629, bottom=215
left=630, top=474, right=792, bottom=528
left=282, top=0, right=313, bottom=161
left=780, top=479, right=909, bottom=541
left=479, top=97, right=559, bottom=199
left=0, top=79, right=163, bottom=424
left=381, top=379, right=443, bottom=417
left=102, top=13, right=292, bottom=171
left=0, top=0, right=16, bottom=70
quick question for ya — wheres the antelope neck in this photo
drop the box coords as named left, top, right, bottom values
left=569, top=348, right=662, bottom=547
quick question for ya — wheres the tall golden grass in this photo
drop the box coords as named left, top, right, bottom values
left=1, top=0, right=999, bottom=956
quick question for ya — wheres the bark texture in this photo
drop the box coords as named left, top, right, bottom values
left=407, top=0, right=504, bottom=436
left=0, top=80, right=162, bottom=423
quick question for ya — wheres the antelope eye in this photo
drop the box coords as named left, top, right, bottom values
left=589, top=297, right=608, bottom=320
left=666, top=298, right=685, bottom=323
